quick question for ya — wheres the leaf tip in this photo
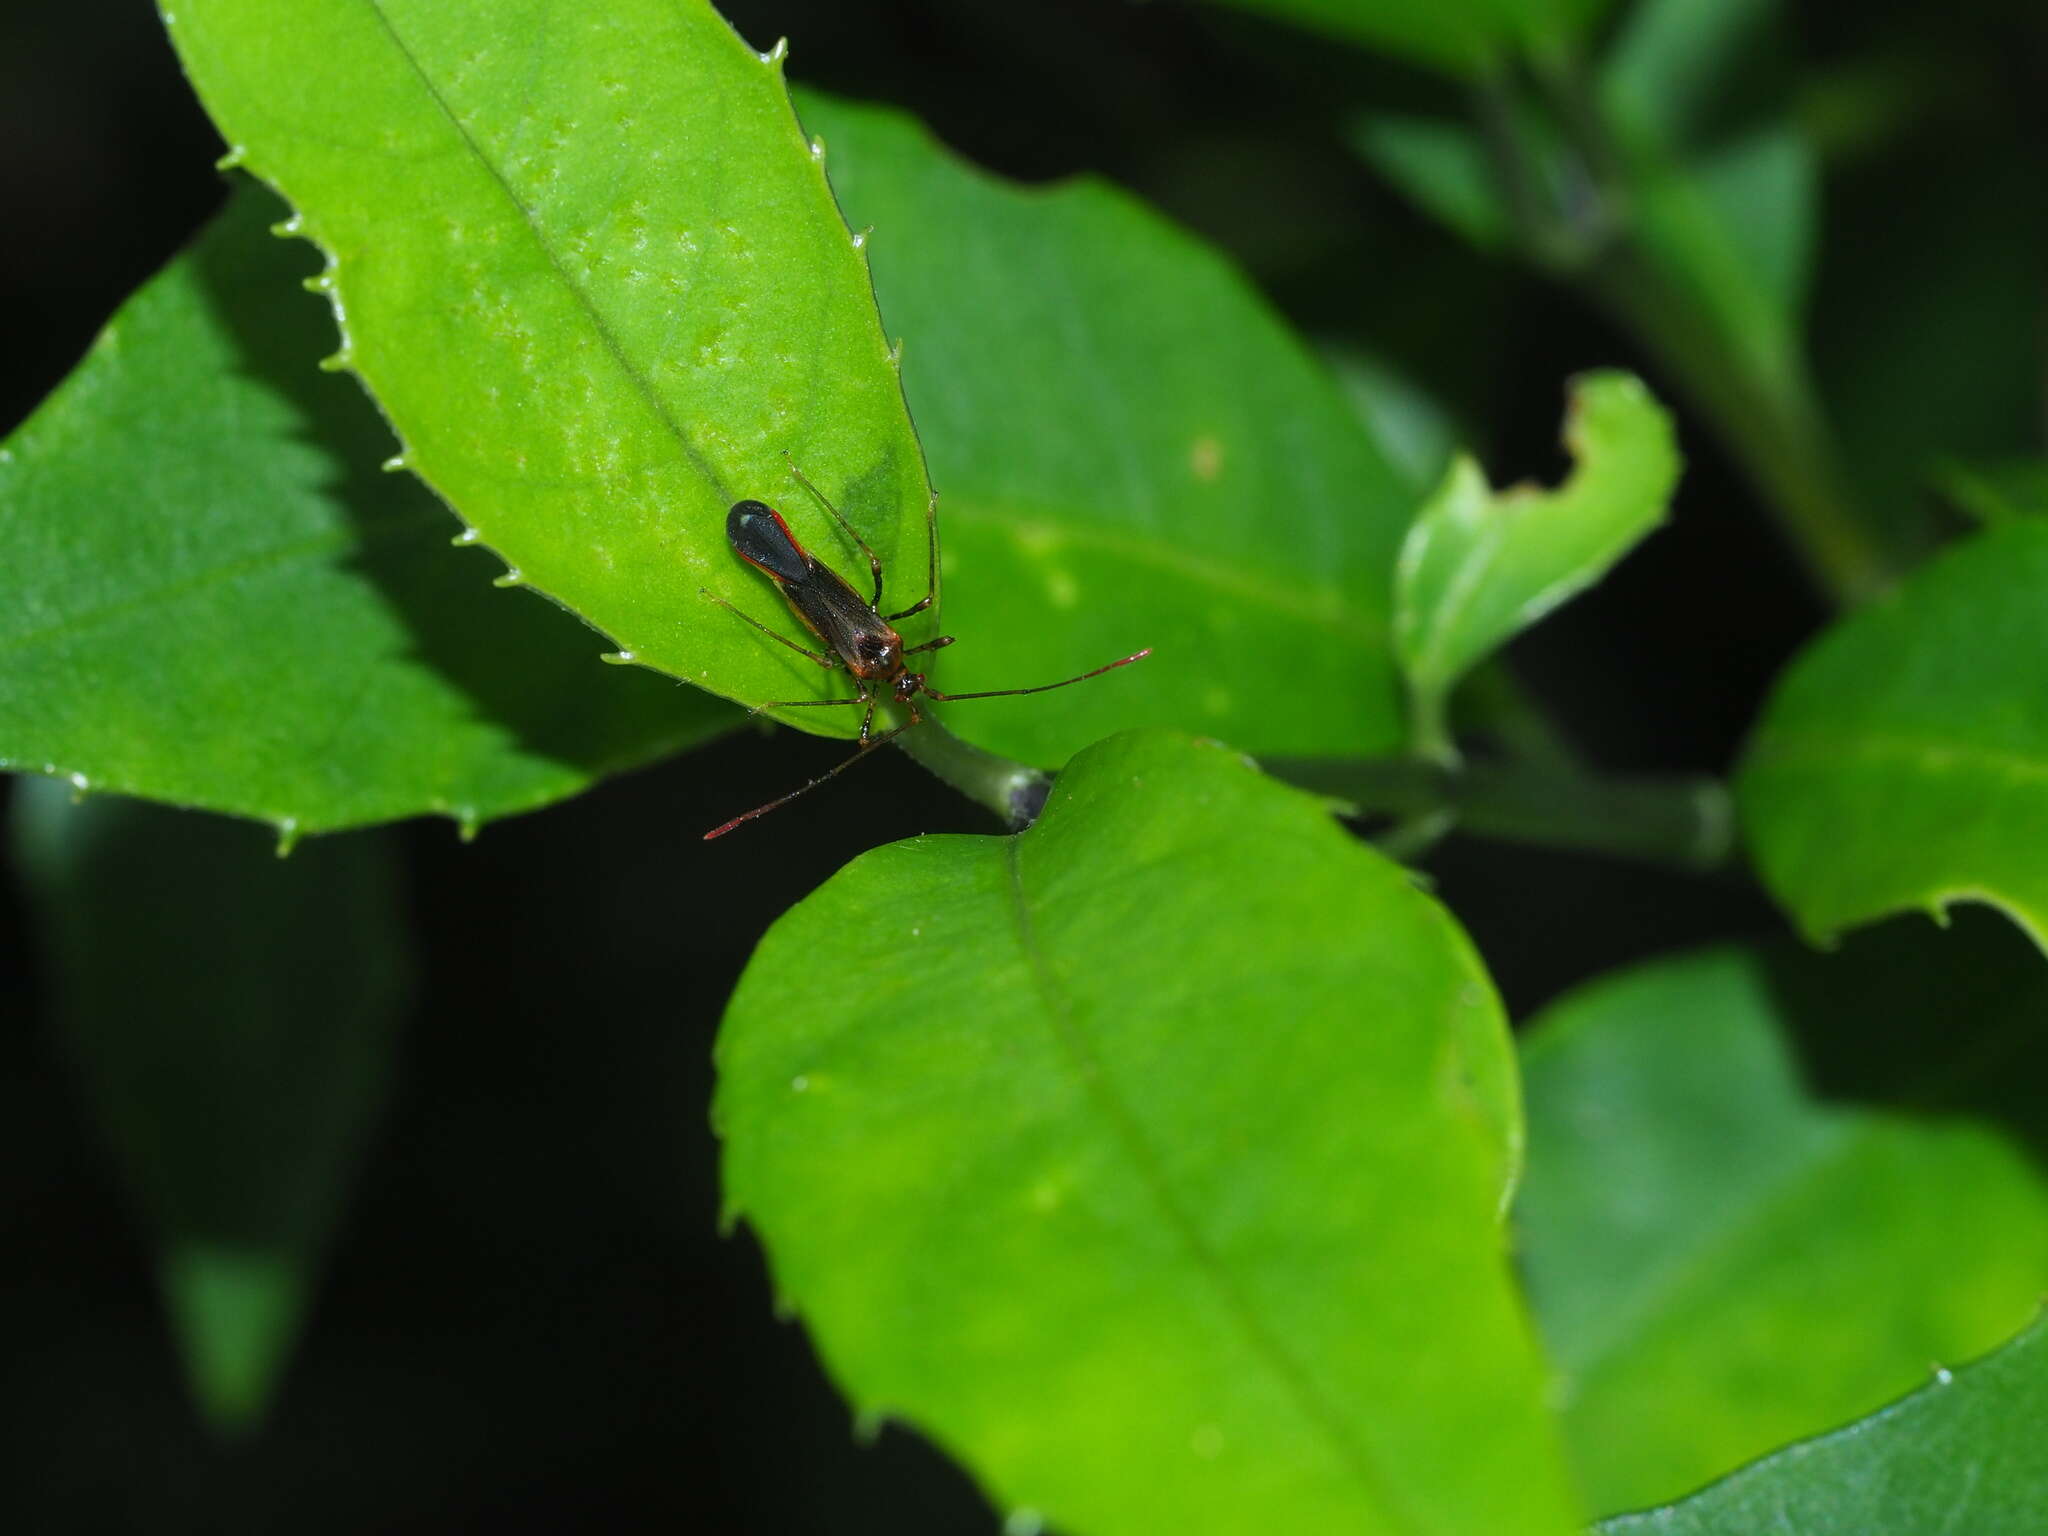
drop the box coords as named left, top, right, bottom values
left=760, top=36, right=789, bottom=67
left=316, top=349, right=353, bottom=374
left=214, top=146, right=246, bottom=171
left=600, top=649, right=639, bottom=666
left=491, top=568, right=525, bottom=589
left=380, top=453, right=408, bottom=474
left=453, top=808, right=481, bottom=843
left=273, top=817, right=301, bottom=857
left=451, top=526, right=481, bottom=547
left=268, top=214, right=304, bottom=240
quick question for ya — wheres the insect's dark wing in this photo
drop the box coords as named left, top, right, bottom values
left=787, top=568, right=889, bottom=663
left=728, top=500, right=811, bottom=584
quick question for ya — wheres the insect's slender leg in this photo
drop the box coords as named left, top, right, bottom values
left=702, top=718, right=919, bottom=840
left=925, top=647, right=1152, bottom=702
left=785, top=453, right=885, bottom=611
left=883, top=490, right=939, bottom=622
left=748, top=697, right=866, bottom=710
left=903, top=634, right=955, bottom=657
left=700, top=589, right=840, bottom=668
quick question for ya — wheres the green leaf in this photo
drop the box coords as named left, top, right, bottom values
left=0, top=185, right=731, bottom=837
left=10, top=779, right=410, bottom=1431
left=1940, top=458, right=2048, bottom=527
left=717, top=729, right=1576, bottom=1536
left=803, top=93, right=1416, bottom=764
left=1394, top=372, right=1678, bottom=757
left=160, top=0, right=931, bottom=735
left=1601, top=1312, right=2048, bottom=1534
left=1518, top=919, right=2048, bottom=1515
left=1200, top=0, right=1617, bottom=79
left=1738, top=522, right=2048, bottom=949
left=1347, top=116, right=1511, bottom=254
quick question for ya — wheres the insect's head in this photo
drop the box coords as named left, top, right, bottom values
left=893, top=671, right=926, bottom=702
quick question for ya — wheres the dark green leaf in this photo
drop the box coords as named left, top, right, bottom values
left=10, top=780, right=410, bottom=1431
left=1518, top=918, right=2048, bottom=1514
left=160, top=0, right=932, bottom=733
left=718, top=729, right=1575, bottom=1536
left=1348, top=117, right=1511, bottom=254
left=1940, top=458, right=2048, bottom=527
left=1601, top=1313, right=2048, bottom=1534
left=1201, top=0, right=1618, bottom=79
left=0, top=186, right=732, bottom=837
left=1738, top=522, right=2048, bottom=949
left=803, top=93, right=1417, bottom=764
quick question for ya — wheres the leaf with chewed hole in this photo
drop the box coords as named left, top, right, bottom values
left=159, top=0, right=932, bottom=735
left=1600, top=1313, right=2048, bottom=1534
left=1395, top=373, right=1679, bottom=757
left=718, top=729, right=1576, bottom=1536
left=11, top=778, right=410, bottom=1433
left=0, top=186, right=731, bottom=835
left=1738, top=522, right=2048, bottom=951
left=802, top=93, right=1417, bottom=765
left=1518, top=917, right=2048, bottom=1516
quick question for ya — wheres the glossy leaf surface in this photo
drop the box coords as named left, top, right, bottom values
left=1518, top=919, right=2048, bottom=1514
left=719, top=730, right=1573, bottom=1536
left=803, top=94, right=1415, bottom=764
left=1602, top=1315, right=2048, bottom=1534
left=1739, top=522, right=2048, bottom=949
left=11, top=779, right=409, bottom=1430
left=160, top=0, right=932, bottom=732
left=0, top=187, right=730, bottom=836
left=1395, top=372, right=1678, bottom=751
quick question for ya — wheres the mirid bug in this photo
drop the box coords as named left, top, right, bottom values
left=701, top=463, right=1150, bottom=839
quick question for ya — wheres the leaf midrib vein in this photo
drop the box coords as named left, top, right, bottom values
left=354, top=0, right=730, bottom=500
left=996, top=836, right=1416, bottom=1531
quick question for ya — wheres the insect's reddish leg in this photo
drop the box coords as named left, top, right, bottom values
left=786, top=455, right=885, bottom=611
left=903, top=635, right=955, bottom=657
left=883, top=491, right=940, bottom=622
left=700, top=589, right=840, bottom=668
left=925, top=648, right=1152, bottom=701
left=703, top=719, right=917, bottom=840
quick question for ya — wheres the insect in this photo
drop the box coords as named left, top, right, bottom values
left=701, top=462, right=1150, bottom=839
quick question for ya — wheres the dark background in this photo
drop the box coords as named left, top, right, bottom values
left=1, top=0, right=2039, bottom=1529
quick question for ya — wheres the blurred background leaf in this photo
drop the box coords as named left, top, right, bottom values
left=0, top=185, right=732, bottom=838
left=1600, top=1312, right=2048, bottom=1533
left=1739, top=523, right=2048, bottom=950
left=1518, top=911, right=2048, bottom=1514
left=9, top=778, right=410, bottom=1432
left=1201, top=0, right=1621, bottom=79
left=720, top=731, right=1571, bottom=1536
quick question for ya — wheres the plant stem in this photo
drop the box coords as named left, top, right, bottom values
left=1268, top=755, right=1735, bottom=872
left=895, top=714, right=1052, bottom=829
left=1490, top=58, right=1898, bottom=609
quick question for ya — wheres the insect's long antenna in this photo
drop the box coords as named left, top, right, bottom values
left=924, top=648, right=1152, bottom=702
left=703, top=720, right=917, bottom=840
